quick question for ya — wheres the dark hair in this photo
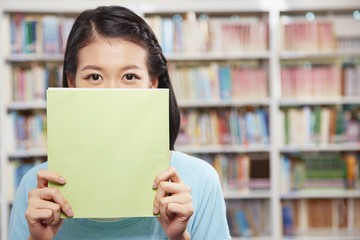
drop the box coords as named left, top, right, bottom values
left=62, top=6, right=180, bottom=150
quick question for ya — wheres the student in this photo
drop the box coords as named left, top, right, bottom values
left=9, top=6, right=231, bottom=240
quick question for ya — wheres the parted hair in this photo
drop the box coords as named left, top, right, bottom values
left=62, top=6, right=180, bottom=150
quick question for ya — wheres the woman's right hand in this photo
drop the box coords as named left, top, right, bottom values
left=25, top=169, right=73, bottom=240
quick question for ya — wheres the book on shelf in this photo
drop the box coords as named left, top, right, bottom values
left=10, top=13, right=74, bottom=55
left=338, top=38, right=360, bottom=52
left=200, top=153, right=270, bottom=192
left=282, top=204, right=295, bottom=236
left=282, top=20, right=336, bottom=52
left=235, top=210, right=252, bottom=237
left=333, top=15, right=360, bottom=52
left=280, top=105, right=360, bottom=147
left=342, top=62, right=360, bottom=97
left=12, top=65, right=62, bottom=102
left=281, top=64, right=341, bottom=99
left=282, top=198, right=360, bottom=235
left=169, top=61, right=267, bottom=103
left=177, top=107, right=269, bottom=147
left=343, top=153, right=360, bottom=189
left=280, top=152, right=359, bottom=192
left=281, top=13, right=360, bottom=54
left=227, top=199, right=270, bottom=237
left=9, top=112, right=47, bottom=152
left=146, top=15, right=268, bottom=54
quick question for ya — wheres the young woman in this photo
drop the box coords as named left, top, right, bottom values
left=9, top=6, right=231, bottom=240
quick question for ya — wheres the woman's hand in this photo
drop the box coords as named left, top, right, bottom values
left=25, top=170, right=73, bottom=240
left=153, top=166, right=194, bottom=240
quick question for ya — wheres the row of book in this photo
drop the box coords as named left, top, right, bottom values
left=169, top=62, right=268, bottom=102
left=10, top=13, right=74, bottom=54
left=227, top=199, right=271, bottom=237
left=282, top=198, right=360, bottom=236
left=12, top=65, right=62, bottom=102
left=177, top=108, right=269, bottom=146
left=281, top=65, right=341, bottom=98
left=10, top=112, right=47, bottom=151
left=337, top=38, right=360, bottom=51
left=280, top=152, right=359, bottom=192
left=279, top=105, right=360, bottom=146
left=199, top=154, right=270, bottom=191
left=282, top=21, right=336, bottom=52
left=343, top=63, right=360, bottom=96
left=146, top=16, right=268, bottom=54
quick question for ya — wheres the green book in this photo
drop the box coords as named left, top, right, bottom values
left=47, top=88, right=169, bottom=218
left=313, top=106, right=321, bottom=144
left=334, top=105, right=345, bottom=143
left=284, top=109, right=289, bottom=145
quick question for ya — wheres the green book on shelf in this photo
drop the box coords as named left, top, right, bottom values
left=334, top=105, right=345, bottom=143
left=313, top=106, right=321, bottom=144
left=284, top=109, right=289, bottom=145
left=47, top=88, right=169, bottom=218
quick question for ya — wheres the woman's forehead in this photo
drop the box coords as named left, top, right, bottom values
left=77, top=37, right=148, bottom=69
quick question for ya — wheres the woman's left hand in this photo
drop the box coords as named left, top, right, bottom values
left=153, top=166, right=193, bottom=240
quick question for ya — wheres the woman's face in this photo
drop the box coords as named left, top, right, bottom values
left=68, top=37, right=158, bottom=89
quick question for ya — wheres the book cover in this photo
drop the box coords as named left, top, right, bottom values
left=235, top=209, right=252, bottom=237
left=47, top=88, right=169, bottom=218
left=282, top=205, right=294, bottom=236
left=161, top=18, right=174, bottom=54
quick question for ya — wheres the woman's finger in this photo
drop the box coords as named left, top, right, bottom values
left=28, top=198, right=62, bottom=225
left=29, top=188, right=73, bottom=217
left=25, top=208, right=54, bottom=225
left=166, top=202, right=194, bottom=220
left=158, top=194, right=192, bottom=213
left=37, top=169, right=66, bottom=188
left=153, top=182, right=191, bottom=214
left=153, top=167, right=183, bottom=189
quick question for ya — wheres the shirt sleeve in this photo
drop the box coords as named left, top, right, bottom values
left=8, top=163, right=47, bottom=240
left=188, top=161, right=231, bottom=240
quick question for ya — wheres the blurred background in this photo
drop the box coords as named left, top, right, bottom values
left=1, top=0, right=360, bottom=239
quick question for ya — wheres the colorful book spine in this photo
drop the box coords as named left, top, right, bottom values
left=177, top=108, right=270, bottom=146
left=169, top=62, right=267, bottom=102
left=146, top=16, right=268, bottom=53
left=283, top=20, right=336, bottom=52
left=12, top=65, right=62, bottom=102
left=227, top=199, right=270, bottom=237
left=10, top=112, right=47, bottom=150
left=10, top=14, right=75, bottom=55
left=280, top=152, right=359, bottom=191
left=343, top=63, right=360, bottom=97
left=235, top=210, right=252, bottom=237
left=281, top=64, right=341, bottom=98
left=200, top=153, right=269, bottom=191
left=282, top=205, right=295, bottom=236
left=280, top=105, right=359, bottom=146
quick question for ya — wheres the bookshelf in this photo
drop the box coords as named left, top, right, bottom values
left=0, top=1, right=360, bottom=240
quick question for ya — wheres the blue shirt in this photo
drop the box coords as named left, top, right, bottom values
left=9, top=151, right=231, bottom=239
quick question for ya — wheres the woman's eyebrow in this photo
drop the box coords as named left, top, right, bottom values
left=80, top=64, right=145, bottom=72
left=80, top=65, right=102, bottom=71
left=121, top=64, right=145, bottom=71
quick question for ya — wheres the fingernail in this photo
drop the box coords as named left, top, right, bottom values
left=59, top=177, right=66, bottom=184
left=152, top=182, right=158, bottom=189
left=67, top=209, right=73, bottom=217
left=153, top=206, right=159, bottom=214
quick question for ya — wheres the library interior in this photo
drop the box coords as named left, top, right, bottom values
left=1, top=0, right=360, bottom=239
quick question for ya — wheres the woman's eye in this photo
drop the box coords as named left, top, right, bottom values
left=123, top=74, right=137, bottom=81
left=88, top=74, right=102, bottom=81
